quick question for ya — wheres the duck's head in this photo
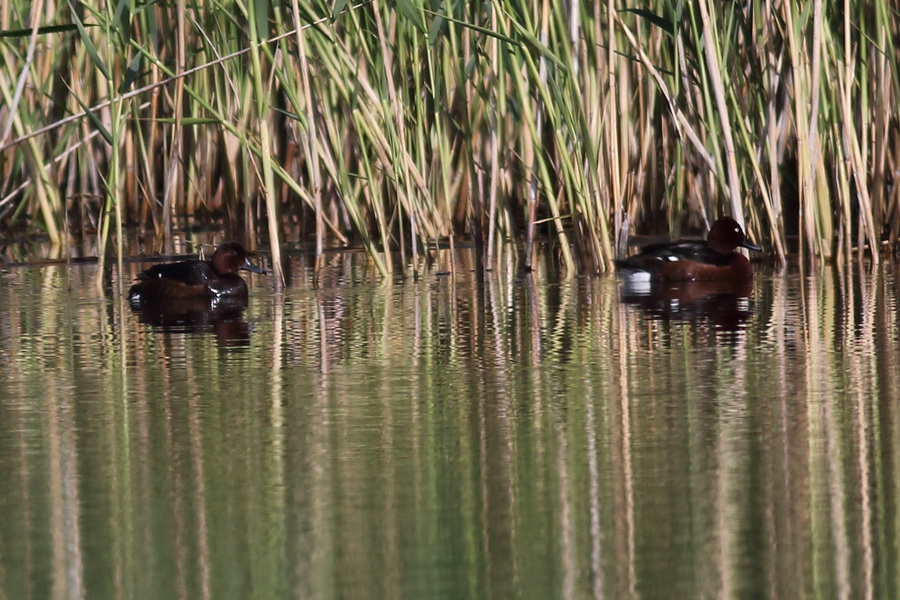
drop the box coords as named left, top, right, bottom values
left=707, top=217, right=761, bottom=255
left=210, top=242, right=267, bottom=275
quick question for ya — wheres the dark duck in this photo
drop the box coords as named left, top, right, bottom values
left=616, top=216, right=761, bottom=282
left=128, top=241, right=266, bottom=304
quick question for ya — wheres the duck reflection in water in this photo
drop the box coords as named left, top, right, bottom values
left=128, top=242, right=266, bottom=348
left=132, top=296, right=253, bottom=348
left=620, top=279, right=753, bottom=334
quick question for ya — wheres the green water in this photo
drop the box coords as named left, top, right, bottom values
left=0, top=250, right=897, bottom=600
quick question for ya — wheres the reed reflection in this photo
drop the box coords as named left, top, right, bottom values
left=5, top=253, right=900, bottom=600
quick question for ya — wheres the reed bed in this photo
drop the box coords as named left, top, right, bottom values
left=1, top=0, right=898, bottom=277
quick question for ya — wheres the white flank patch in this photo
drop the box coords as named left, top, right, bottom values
left=624, top=270, right=651, bottom=283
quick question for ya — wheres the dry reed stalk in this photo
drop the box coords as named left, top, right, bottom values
left=291, top=0, right=323, bottom=260
left=246, top=0, right=284, bottom=286
left=697, top=0, right=743, bottom=225
left=0, top=21, right=63, bottom=246
left=762, top=2, right=787, bottom=262
left=783, top=3, right=816, bottom=260
left=838, top=0, right=878, bottom=263
left=159, top=0, right=186, bottom=243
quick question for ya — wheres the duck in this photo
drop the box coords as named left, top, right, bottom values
left=615, top=216, right=761, bottom=282
left=128, top=241, right=266, bottom=304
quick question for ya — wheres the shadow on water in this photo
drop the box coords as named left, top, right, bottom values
left=2, top=243, right=900, bottom=600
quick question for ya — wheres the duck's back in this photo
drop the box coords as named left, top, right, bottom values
left=625, top=240, right=732, bottom=267
left=129, top=260, right=215, bottom=302
left=136, top=260, right=214, bottom=284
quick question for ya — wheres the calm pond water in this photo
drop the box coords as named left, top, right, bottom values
left=0, top=244, right=898, bottom=600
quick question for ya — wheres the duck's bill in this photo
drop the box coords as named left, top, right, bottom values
left=741, top=240, right=762, bottom=252
left=241, top=258, right=267, bottom=274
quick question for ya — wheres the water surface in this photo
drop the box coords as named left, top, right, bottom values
left=0, top=248, right=897, bottom=600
